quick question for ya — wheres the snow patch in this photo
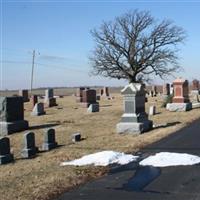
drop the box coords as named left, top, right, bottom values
left=140, top=152, right=200, bottom=167
left=61, top=151, right=138, bottom=166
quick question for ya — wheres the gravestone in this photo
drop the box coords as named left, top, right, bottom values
left=76, top=87, right=86, bottom=103
left=152, top=86, right=157, bottom=97
left=116, top=83, right=152, bottom=134
left=45, top=88, right=54, bottom=99
left=81, top=89, right=97, bottom=107
left=167, top=78, right=192, bottom=111
left=21, top=132, right=38, bottom=158
left=149, top=106, right=156, bottom=116
left=100, top=89, right=104, bottom=96
left=44, top=89, right=57, bottom=107
left=31, top=103, right=45, bottom=116
left=45, top=98, right=57, bottom=107
left=19, top=89, right=29, bottom=102
left=173, top=78, right=190, bottom=103
left=163, top=83, right=170, bottom=96
left=0, top=97, right=29, bottom=136
left=170, top=84, right=174, bottom=95
left=72, top=133, right=81, bottom=142
left=31, top=95, right=38, bottom=108
left=87, top=103, right=99, bottom=112
left=103, top=87, right=109, bottom=97
left=191, top=79, right=200, bottom=95
left=96, top=95, right=101, bottom=101
left=149, top=90, right=154, bottom=97
left=0, top=137, right=14, bottom=164
left=42, top=129, right=57, bottom=151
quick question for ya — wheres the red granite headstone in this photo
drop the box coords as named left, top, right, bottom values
left=172, top=78, right=190, bottom=103
left=81, top=89, right=97, bottom=107
left=76, top=87, right=85, bottom=102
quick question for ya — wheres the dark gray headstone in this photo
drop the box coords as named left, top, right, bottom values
left=45, top=89, right=54, bottom=99
left=42, top=129, right=57, bottom=151
left=72, top=133, right=81, bottom=142
left=45, top=98, right=57, bottom=107
left=96, top=95, right=101, bottom=101
left=0, top=96, right=24, bottom=122
left=0, top=137, right=14, bottom=164
left=0, top=97, right=29, bottom=136
left=87, top=103, right=99, bottom=112
left=21, top=132, right=38, bottom=158
left=19, top=90, right=29, bottom=102
left=31, top=103, right=45, bottom=116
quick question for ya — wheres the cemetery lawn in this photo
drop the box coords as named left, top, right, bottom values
left=1, top=93, right=200, bottom=200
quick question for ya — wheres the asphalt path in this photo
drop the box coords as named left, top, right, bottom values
left=57, top=118, right=200, bottom=200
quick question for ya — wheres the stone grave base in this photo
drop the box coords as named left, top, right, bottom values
left=0, top=153, right=14, bottom=164
left=192, top=103, right=200, bottom=109
left=166, top=103, right=192, bottom=112
left=0, top=120, right=29, bottom=136
left=191, top=90, right=200, bottom=95
left=42, top=142, right=58, bottom=151
left=21, top=147, right=38, bottom=158
left=116, top=120, right=153, bottom=134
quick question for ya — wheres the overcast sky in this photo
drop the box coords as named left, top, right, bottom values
left=1, top=1, right=200, bottom=90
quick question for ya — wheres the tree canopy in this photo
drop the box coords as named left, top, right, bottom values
left=89, top=10, right=186, bottom=83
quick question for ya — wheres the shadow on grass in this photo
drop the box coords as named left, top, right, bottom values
left=29, top=123, right=60, bottom=130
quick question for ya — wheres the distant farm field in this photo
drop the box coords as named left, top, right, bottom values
left=0, top=89, right=200, bottom=200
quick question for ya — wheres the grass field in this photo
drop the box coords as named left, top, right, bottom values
left=0, top=91, right=200, bottom=200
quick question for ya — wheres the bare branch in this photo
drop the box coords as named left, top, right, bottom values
left=89, top=10, right=186, bottom=83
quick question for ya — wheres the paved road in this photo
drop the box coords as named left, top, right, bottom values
left=57, top=118, right=200, bottom=200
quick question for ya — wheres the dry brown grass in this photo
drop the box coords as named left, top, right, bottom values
left=0, top=93, right=200, bottom=200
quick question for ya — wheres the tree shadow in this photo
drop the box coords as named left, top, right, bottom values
left=29, top=123, right=60, bottom=130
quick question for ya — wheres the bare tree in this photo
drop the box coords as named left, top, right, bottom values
left=89, top=10, right=186, bottom=83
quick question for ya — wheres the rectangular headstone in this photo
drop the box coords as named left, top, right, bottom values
left=81, top=89, right=97, bottom=107
left=87, top=103, right=99, bottom=112
left=45, top=97, right=57, bottom=107
left=0, top=96, right=24, bottom=122
left=31, top=103, right=45, bottom=116
left=42, top=129, right=57, bottom=151
left=72, top=133, right=81, bottom=142
left=0, top=137, right=14, bottom=164
left=45, top=89, right=54, bottom=99
left=21, top=132, right=38, bottom=158
left=19, top=90, right=29, bottom=102
left=149, top=106, right=156, bottom=116
left=0, top=97, right=29, bottom=136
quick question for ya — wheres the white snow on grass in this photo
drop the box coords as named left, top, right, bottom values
left=61, top=151, right=139, bottom=166
left=140, top=152, right=200, bottom=167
